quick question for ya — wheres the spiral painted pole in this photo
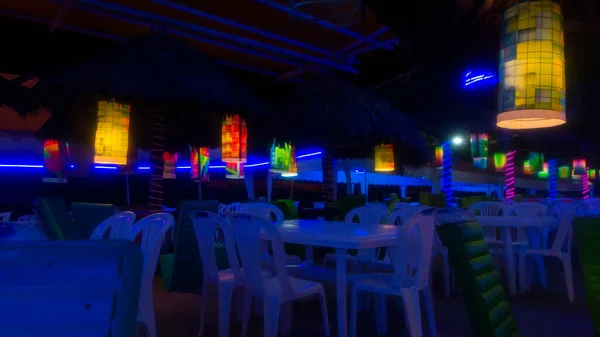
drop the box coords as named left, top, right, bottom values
left=442, top=142, right=453, bottom=206
left=583, top=167, right=590, bottom=199
left=548, top=159, right=557, bottom=201
left=505, top=150, right=516, bottom=200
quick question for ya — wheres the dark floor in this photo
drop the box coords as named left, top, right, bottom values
left=154, top=261, right=596, bottom=337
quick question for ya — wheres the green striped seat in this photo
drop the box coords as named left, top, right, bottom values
left=437, top=220, right=519, bottom=337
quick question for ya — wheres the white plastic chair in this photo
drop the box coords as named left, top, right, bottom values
left=349, top=209, right=437, bottom=337
left=230, top=214, right=329, bottom=337
left=0, top=212, right=12, bottom=221
left=90, top=211, right=136, bottom=240
left=468, top=202, right=506, bottom=245
left=239, top=202, right=301, bottom=265
left=324, top=205, right=389, bottom=266
left=190, top=211, right=272, bottom=337
left=17, top=213, right=38, bottom=228
left=518, top=204, right=587, bottom=302
left=0, top=221, right=48, bottom=241
left=218, top=203, right=228, bottom=213
left=121, top=213, right=175, bottom=337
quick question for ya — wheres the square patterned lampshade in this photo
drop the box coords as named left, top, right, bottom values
left=94, top=101, right=130, bottom=165
left=523, top=160, right=533, bottom=175
left=589, top=169, right=596, bottom=180
left=270, top=141, right=298, bottom=177
left=494, top=153, right=507, bottom=172
left=374, top=144, right=394, bottom=172
left=538, top=162, right=549, bottom=178
left=43, top=140, right=68, bottom=183
left=558, top=165, right=570, bottom=179
left=163, top=152, right=177, bottom=179
left=435, top=146, right=443, bottom=168
left=225, top=162, right=244, bottom=179
left=529, top=152, right=544, bottom=172
left=573, top=158, right=586, bottom=175
left=221, top=115, right=247, bottom=163
left=470, top=133, right=488, bottom=158
left=190, top=146, right=210, bottom=182
left=497, top=0, right=566, bottom=129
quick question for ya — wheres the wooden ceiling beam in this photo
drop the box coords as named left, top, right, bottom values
left=49, top=0, right=76, bottom=33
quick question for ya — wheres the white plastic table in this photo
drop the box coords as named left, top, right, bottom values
left=278, top=219, right=400, bottom=337
left=476, top=216, right=553, bottom=296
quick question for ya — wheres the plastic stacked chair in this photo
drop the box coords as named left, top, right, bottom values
left=435, top=208, right=519, bottom=337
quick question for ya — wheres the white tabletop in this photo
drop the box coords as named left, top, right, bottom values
left=277, top=219, right=399, bottom=249
left=476, top=216, right=554, bottom=227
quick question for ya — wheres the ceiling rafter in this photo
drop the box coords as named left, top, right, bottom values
left=49, top=0, right=76, bottom=32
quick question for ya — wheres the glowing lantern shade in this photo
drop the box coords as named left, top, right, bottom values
left=494, top=153, right=507, bottom=172
left=374, top=144, right=394, bottom=172
left=573, top=159, right=587, bottom=175
left=529, top=152, right=544, bottom=172
left=470, top=134, right=488, bottom=169
left=538, top=162, right=549, bottom=179
left=43, top=140, right=67, bottom=183
left=589, top=169, right=597, bottom=180
left=523, top=160, right=533, bottom=175
left=497, top=1, right=566, bottom=129
left=473, top=158, right=488, bottom=170
left=435, top=146, right=443, bottom=168
left=221, top=115, right=247, bottom=163
left=270, top=141, right=298, bottom=177
left=163, top=152, right=177, bottom=179
left=94, top=101, right=130, bottom=165
left=190, top=146, right=210, bottom=182
left=558, top=166, right=570, bottom=179
left=225, top=162, right=244, bottom=179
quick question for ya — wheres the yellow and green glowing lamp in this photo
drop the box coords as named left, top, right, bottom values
left=374, top=144, right=394, bottom=172
left=269, top=141, right=298, bottom=177
left=94, top=101, right=130, bottom=165
left=497, top=1, right=566, bottom=130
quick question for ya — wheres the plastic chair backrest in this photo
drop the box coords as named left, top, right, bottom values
left=189, top=211, right=243, bottom=285
left=508, top=202, right=547, bottom=217
left=345, top=205, right=388, bottom=224
left=121, top=213, right=174, bottom=288
left=388, top=206, right=422, bottom=226
left=388, top=209, right=436, bottom=289
left=90, top=211, right=136, bottom=240
left=468, top=202, right=506, bottom=216
left=218, top=203, right=228, bottom=213
left=552, top=203, right=588, bottom=253
left=239, top=202, right=284, bottom=225
left=229, top=214, right=292, bottom=295
left=0, top=222, right=48, bottom=241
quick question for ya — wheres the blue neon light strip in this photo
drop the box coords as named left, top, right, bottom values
left=441, top=142, right=453, bottom=205
left=464, top=71, right=496, bottom=86
left=0, top=151, right=323, bottom=170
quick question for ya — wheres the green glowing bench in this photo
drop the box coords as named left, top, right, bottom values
left=574, top=217, right=600, bottom=336
left=436, top=220, right=519, bottom=337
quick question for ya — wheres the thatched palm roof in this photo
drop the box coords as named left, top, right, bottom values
left=10, top=33, right=268, bottom=149
left=253, top=75, right=429, bottom=166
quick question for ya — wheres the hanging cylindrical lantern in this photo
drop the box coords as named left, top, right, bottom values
left=470, top=133, right=488, bottom=158
left=537, top=162, right=549, bottom=179
left=163, top=152, right=177, bottom=179
left=43, top=140, right=68, bottom=183
left=505, top=150, right=516, bottom=199
left=435, top=146, right=443, bottom=168
left=497, top=1, right=566, bottom=129
left=374, top=144, right=394, bottom=172
left=190, top=146, right=210, bottom=182
left=225, top=162, right=244, bottom=179
left=270, top=141, right=298, bottom=177
left=494, top=153, right=506, bottom=172
left=94, top=100, right=130, bottom=165
left=573, top=158, right=587, bottom=175
left=589, top=169, right=597, bottom=180
left=221, top=114, right=247, bottom=163
left=529, top=152, right=544, bottom=172
left=558, top=166, right=570, bottom=179
left=523, top=160, right=533, bottom=175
